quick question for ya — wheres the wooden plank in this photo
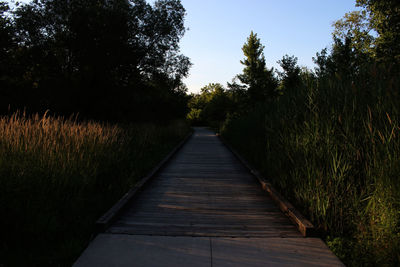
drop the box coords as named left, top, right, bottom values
left=108, top=127, right=306, bottom=238
left=218, top=134, right=316, bottom=237
left=120, top=211, right=289, bottom=219
left=112, top=222, right=298, bottom=229
left=117, top=215, right=294, bottom=224
left=76, top=128, right=342, bottom=267
left=95, top=131, right=193, bottom=232
left=128, top=200, right=280, bottom=208
left=106, top=227, right=301, bottom=238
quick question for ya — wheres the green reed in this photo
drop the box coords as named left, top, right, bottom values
left=221, top=64, right=400, bottom=266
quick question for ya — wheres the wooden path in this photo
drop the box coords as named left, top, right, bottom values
left=74, top=127, right=343, bottom=266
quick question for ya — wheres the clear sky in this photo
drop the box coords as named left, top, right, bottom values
left=179, top=0, right=361, bottom=93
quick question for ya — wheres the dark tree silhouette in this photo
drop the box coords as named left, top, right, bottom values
left=237, top=31, right=278, bottom=103
left=277, top=55, right=301, bottom=92
left=0, top=0, right=191, bottom=121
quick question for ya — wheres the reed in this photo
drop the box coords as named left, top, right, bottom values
left=221, top=64, right=400, bottom=266
left=0, top=112, right=189, bottom=266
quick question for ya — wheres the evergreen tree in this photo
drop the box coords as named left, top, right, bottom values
left=277, top=55, right=301, bottom=92
left=237, top=31, right=277, bottom=102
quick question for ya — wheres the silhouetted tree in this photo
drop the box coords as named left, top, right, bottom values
left=313, top=36, right=359, bottom=82
left=1, top=0, right=191, bottom=121
left=237, top=31, right=278, bottom=103
left=0, top=1, right=15, bottom=113
left=312, top=48, right=330, bottom=78
left=187, top=83, right=232, bottom=127
left=277, top=55, right=301, bottom=92
left=226, top=77, right=248, bottom=114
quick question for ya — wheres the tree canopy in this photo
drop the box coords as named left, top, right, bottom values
left=332, top=10, right=375, bottom=60
left=331, top=0, right=400, bottom=69
left=186, top=83, right=233, bottom=127
left=356, top=0, right=400, bottom=65
left=0, top=0, right=191, bottom=121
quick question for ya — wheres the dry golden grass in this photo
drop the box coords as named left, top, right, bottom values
left=0, top=112, right=189, bottom=266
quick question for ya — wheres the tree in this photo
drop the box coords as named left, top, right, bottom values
left=226, top=77, right=248, bottom=113
left=356, top=0, right=400, bottom=65
left=186, top=83, right=232, bottom=126
left=332, top=10, right=375, bottom=59
left=312, top=48, right=330, bottom=78
left=0, top=1, right=15, bottom=113
left=313, top=36, right=359, bottom=81
left=1, top=0, right=191, bottom=121
left=331, top=0, right=400, bottom=71
left=0, top=2, right=12, bottom=57
left=237, top=31, right=278, bottom=103
left=277, top=55, right=301, bottom=92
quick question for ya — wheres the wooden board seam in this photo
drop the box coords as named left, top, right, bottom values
left=217, top=133, right=316, bottom=237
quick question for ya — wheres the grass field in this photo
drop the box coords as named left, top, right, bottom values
left=0, top=112, right=189, bottom=266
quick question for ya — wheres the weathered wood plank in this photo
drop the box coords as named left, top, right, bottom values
left=110, top=127, right=304, bottom=238
left=95, top=131, right=193, bottom=232
left=107, top=227, right=301, bottom=238
left=76, top=127, right=343, bottom=267
left=115, top=217, right=294, bottom=225
left=218, top=134, right=316, bottom=237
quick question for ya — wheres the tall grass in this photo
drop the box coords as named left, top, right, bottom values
left=221, top=65, right=400, bottom=266
left=0, top=112, right=189, bottom=266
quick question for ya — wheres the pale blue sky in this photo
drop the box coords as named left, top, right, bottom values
left=179, top=0, right=361, bottom=93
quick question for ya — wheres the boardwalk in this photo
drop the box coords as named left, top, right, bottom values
left=74, top=128, right=343, bottom=266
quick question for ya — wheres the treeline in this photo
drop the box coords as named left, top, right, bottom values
left=188, top=0, right=400, bottom=266
left=0, top=0, right=191, bottom=122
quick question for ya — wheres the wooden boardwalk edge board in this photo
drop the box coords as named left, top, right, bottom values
left=217, top=133, right=315, bottom=237
left=95, top=130, right=194, bottom=232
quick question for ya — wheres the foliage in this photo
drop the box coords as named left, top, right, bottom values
left=321, top=0, right=400, bottom=80
left=0, top=112, right=189, bottom=266
left=332, top=0, right=400, bottom=68
left=216, top=3, right=400, bottom=265
left=221, top=64, right=400, bottom=266
left=0, top=1, right=15, bottom=98
left=237, top=31, right=278, bottom=102
left=277, top=54, right=301, bottom=93
left=356, top=0, right=400, bottom=65
left=186, top=32, right=281, bottom=129
left=0, top=0, right=191, bottom=121
left=186, top=83, right=233, bottom=128
left=313, top=36, right=364, bottom=81
left=332, top=10, right=375, bottom=59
